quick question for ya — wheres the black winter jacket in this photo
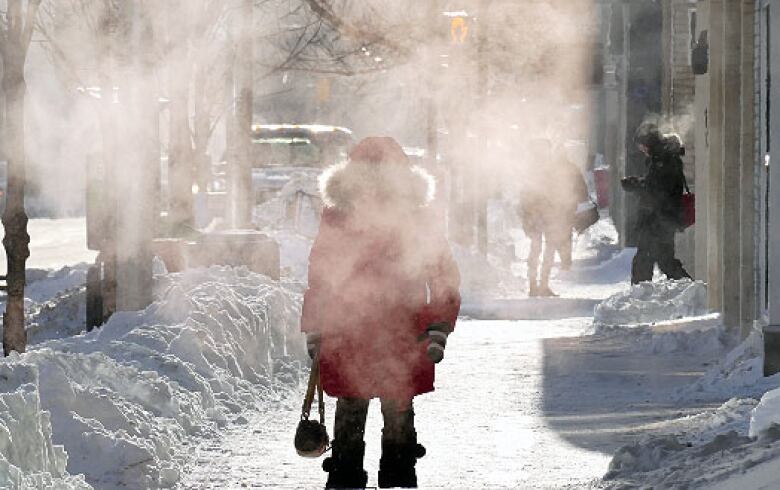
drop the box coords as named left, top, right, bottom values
left=623, top=137, right=685, bottom=229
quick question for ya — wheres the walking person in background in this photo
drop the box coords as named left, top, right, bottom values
left=622, top=123, right=692, bottom=284
left=519, top=139, right=590, bottom=297
left=552, top=147, right=591, bottom=272
left=301, top=137, right=461, bottom=489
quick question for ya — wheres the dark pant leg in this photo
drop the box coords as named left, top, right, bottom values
left=541, top=225, right=569, bottom=289
left=655, top=227, right=692, bottom=281
left=378, top=399, right=422, bottom=488
left=333, top=397, right=369, bottom=447
left=557, top=232, right=573, bottom=271
left=325, top=398, right=369, bottom=488
left=631, top=227, right=657, bottom=285
left=540, top=232, right=557, bottom=288
left=527, top=232, right=542, bottom=284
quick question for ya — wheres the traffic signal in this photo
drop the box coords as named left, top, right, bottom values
left=450, top=16, right=469, bottom=45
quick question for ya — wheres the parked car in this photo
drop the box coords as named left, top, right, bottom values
left=201, top=124, right=353, bottom=228
left=249, top=124, right=353, bottom=203
left=208, top=124, right=353, bottom=203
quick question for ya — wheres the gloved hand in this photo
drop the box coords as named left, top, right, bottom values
left=306, top=333, right=321, bottom=360
left=621, top=176, right=641, bottom=192
left=423, top=323, right=452, bottom=363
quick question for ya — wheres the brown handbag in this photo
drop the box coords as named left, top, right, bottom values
left=294, top=353, right=330, bottom=458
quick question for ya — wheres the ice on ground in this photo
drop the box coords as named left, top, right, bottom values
left=594, top=279, right=708, bottom=326
left=0, top=266, right=306, bottom=489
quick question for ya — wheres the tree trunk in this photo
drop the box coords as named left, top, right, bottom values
left=166, top=0, right=194, bottom=235
left=98, top=3, right=119, bottom=322
left=1, top=55, right=31, bottom=355
left=168, top=76, right=194, bottom=234
left=192, top=61, right=211, bottom=192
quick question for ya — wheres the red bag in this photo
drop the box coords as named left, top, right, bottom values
left=593, top=167, right=611, bottom=208
left=681, top=192, right=695, bottom=228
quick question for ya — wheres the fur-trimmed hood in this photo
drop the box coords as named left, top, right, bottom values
left=319, top=161, right=436, bottom=210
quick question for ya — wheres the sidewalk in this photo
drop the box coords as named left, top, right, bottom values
left=180, top=317, right=717, bottom=489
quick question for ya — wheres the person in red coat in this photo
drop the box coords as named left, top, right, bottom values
left=301, top=137, right=461, bottom=489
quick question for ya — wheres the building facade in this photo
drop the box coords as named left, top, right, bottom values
left=601, top=1, right=780, bottom=363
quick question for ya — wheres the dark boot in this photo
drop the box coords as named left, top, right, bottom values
left=378, top=400, right=424, bottom=488
left=324, top=398, right=369, bottom=489
left=323, top=441, right=368, bottom=489
left=378, top=433, right=425, bottom=488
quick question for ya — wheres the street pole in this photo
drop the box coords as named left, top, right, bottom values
left=475, top=0, right=490, bottom=256
left=98, top=1, right=118, bottom=321
left=426, top=0, right=442, bottom=220
left=230, top=0, right=254, bottom=229
left=115, top=1, right=155, bottom=311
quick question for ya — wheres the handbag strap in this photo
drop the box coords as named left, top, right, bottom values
left=317, top=370, right=325, bottom=424
left=301, top=353, right=325, bottom=424
left=680, top=164, right=691, bottom=194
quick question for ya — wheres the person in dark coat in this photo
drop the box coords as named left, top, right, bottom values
left=622, top=123, right=692, bottom=284
left=519, top=139, right=589, bottom=297
left=301, top=137, right=461, bottom=489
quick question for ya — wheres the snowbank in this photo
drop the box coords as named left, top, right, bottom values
left=0, top=361, right=90, bottom=489
left=602, top=398, right=774, bottom=489
left=593, top=316, right=728, bottom=356
left=0, top=264, right=91, bottom=346
left=750, top=388, right=780, bottom=438
left=678, top=331, right=780, bottom=402
left=0, top=266, right=306, bottom=488
left=26, top=287, right=86, bottom=345
left=602, top=331, right=780, bottom=488
left=594, top=279, right=708, bottom=326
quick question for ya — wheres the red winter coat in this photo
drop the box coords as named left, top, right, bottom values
left=300, top=138, right=461, bottom=401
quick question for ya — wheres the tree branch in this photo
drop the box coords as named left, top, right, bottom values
left=20, top=0, right=42, bottom=57
left=302, top=0, right=409, bottom=57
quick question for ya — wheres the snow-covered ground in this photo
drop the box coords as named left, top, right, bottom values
left=0, top=218, right=97, bottom=275
left=4, top=216, right=780, bottom=488
left=181, top=317, right=724, bottom=489
left=591, top=282, right=780, bottom=489
left=0, top=266, right=306, bottom=488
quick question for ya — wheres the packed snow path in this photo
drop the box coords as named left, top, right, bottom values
left=181, top=318, right=716, bottom=489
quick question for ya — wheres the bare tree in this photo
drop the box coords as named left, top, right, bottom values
left=0, top=0, right=43, bottom=355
